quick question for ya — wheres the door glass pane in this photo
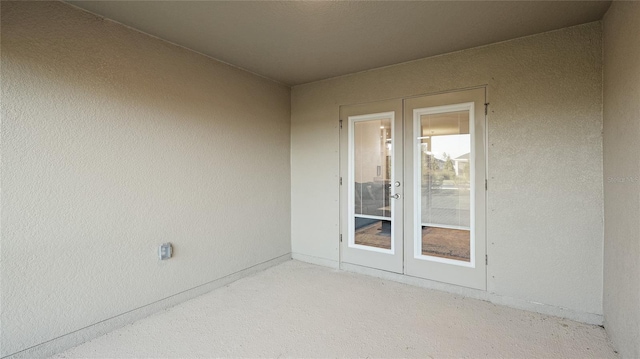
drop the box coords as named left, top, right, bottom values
left=355, top=219, right=391, bottom=250
left=418, top=110, right=470, bottom=262
left=353, top=118, right=392, bottom=249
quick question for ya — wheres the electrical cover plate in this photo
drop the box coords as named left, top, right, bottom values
left=159, top=243, right=172, bottom=260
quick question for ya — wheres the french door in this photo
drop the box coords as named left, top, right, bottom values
left=339, top=88, right=487, bottom=290
left=339, top=99, right=404, bottom=273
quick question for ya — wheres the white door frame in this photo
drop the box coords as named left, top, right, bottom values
left=411, top=102, right=477, bottom=268
left=339, top=99, right=404, bottom=273
left=347, top=111, right=397, bottom=254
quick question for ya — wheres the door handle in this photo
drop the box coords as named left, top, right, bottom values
left=390, top=193, right=400, bottom=199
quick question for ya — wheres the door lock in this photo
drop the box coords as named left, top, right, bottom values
left=390, top=193, right=400, bottom=199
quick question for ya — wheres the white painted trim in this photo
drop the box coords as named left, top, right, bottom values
left=356, top=214, right=391, bottom=221
left=413, top=102, right=476, bottom=268
left=421, top=223, right=470, bottom=231
left=415, top=252, right=473, bottom=267
left=4, top=254, right=292, bottom=359
left=347, top=112, right=396, bottom=255
left=349, top=243, right=393, bottom=254
left=340, top=262, right=603, bottom=326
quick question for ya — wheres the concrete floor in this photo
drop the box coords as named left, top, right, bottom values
left=52, top=260, right=617, bottom=358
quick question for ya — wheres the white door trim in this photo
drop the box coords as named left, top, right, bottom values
left=347, top=111, right=396, bottom=255
left=412, top=102, right=476, bottom=268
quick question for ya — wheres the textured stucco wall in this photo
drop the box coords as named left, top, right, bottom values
left=1, top=1, right=291, bottom=356
left=291, top=23, right=603, bottom=317
left=602, top=2, right=640, bottom=358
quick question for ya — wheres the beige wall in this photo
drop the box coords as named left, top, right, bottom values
left=291, top=23, right=604, bottom=319
left=3, top=1, right=624, bottom=356
left=1, top=2, right=291, bottom=356
left=603, top=2, right=640, bottom=358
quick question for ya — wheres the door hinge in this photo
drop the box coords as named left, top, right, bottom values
left=485, top=254, right=488, bottom=265
left=340, top=177, right=343, bottom=185
left=484, top=103, right=489, bottom=116
left=339, top=120, right=343, bottom=129
left=340, top=234, right=343, bottom=242
left=485, top=179, right=488, bottom=190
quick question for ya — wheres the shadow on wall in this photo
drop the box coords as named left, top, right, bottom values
left=1, top=1, right=289, bottom=142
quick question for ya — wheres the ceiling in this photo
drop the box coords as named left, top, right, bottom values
left=67, top=1, right=611, bottom=86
